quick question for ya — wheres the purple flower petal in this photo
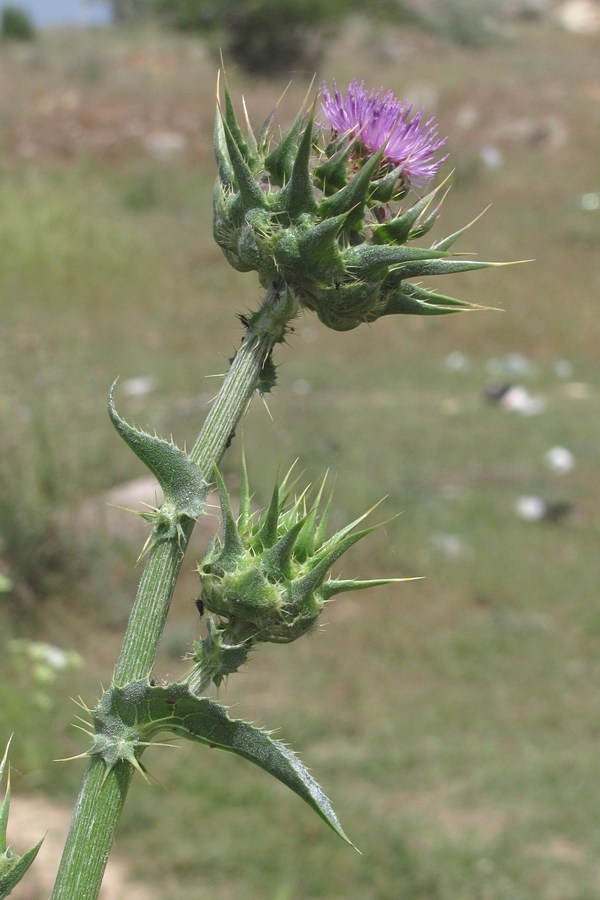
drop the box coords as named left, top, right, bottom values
left=321, top=80, right=447, bottom=187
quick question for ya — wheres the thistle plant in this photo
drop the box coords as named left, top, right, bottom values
left=5, top=75, right=503, bottom=899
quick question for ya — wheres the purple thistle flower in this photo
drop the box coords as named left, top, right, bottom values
left=321, top=79, right=447, bottom=187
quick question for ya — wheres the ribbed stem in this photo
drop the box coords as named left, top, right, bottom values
left=51, top=283, right=289, bottom=900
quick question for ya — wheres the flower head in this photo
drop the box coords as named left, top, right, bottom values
left=213, top=75, right=497, bottom=331
left=321, top=79, right=447, bottom=187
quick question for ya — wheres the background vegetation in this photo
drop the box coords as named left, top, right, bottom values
left=1, top=10, right=599, bottom=898
left=108, top=0, right=517, bottom=73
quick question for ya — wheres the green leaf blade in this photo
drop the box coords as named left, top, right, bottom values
left=99, top=682, right=354, bottom=847
left=107, top=382, right=208, bottom=523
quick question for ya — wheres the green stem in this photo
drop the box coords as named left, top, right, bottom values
left=51, top=283, right=292, bottom=900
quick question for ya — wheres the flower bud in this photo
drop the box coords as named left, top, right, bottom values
left=192, top=461, right=408, bottom=688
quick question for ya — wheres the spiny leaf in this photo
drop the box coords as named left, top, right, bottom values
left=95, top=681, right=355, bottom=847
left=108, top=382, right=208, bottom=522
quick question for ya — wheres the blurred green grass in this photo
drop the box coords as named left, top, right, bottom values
left=1, top=18, right=599, bottom=899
